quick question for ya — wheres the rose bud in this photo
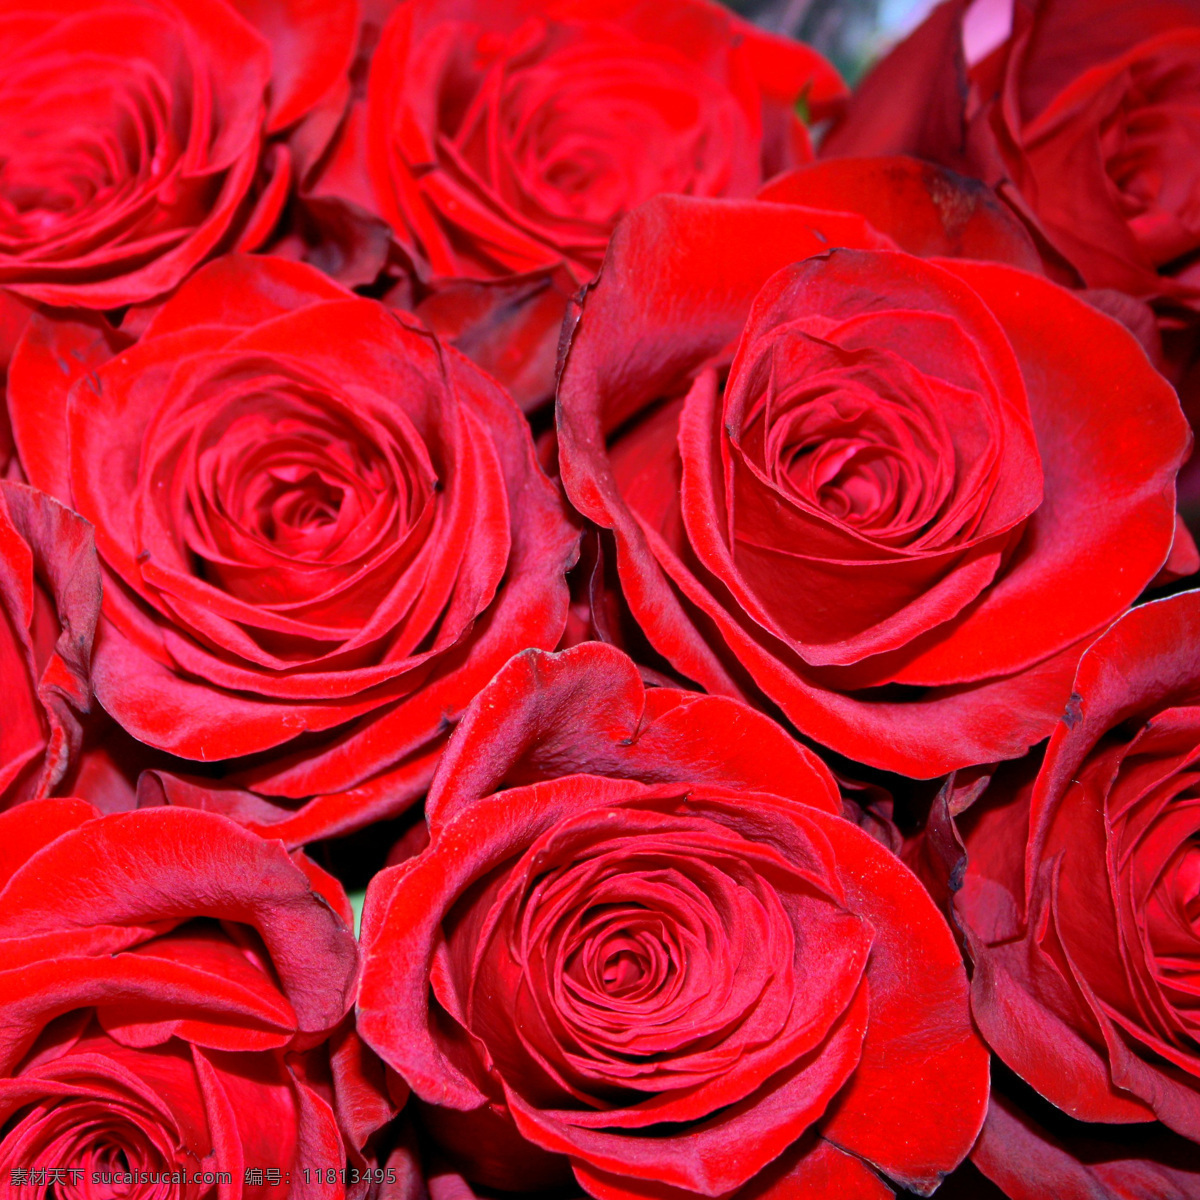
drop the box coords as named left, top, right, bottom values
left=308, top=0, right=845, bottom=409
left=357, top=642, right=988, bottom=1199
left=555, top=194, right=1190, bottom=777
left=4, top=253, right=578, bottom=845
left=959, top=587, right=1200, bottom=1143
left=0, top=801, right=388, bottom=1196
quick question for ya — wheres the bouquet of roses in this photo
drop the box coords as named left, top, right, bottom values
left=0, top=0, right=1197, bottom=1195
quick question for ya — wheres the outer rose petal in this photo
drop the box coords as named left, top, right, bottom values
left=960, top=768, right=1159, bottom=1125
left=820, top=0, right=973, bottom=164
left=0, top=482, right=102, bottom=807
left=228, top=0, right=360, bottom=132
left=141, top=252, right=352, bottom=337
left=741, top=1137, right=894, bottom=1200
left=416, top=275, right=572, bottom=414
left=0, top=808, right=357, bottom=1037
left=804, top=808, right=988, bottom=1194
left=732, top=13, right=847, bottom=118
left=570, top=1136, right=897, bottom=1200
left=0, top=290, right=33, bottom=374
left=0, top=796, right=97, bottom=891
left=973, top=1091, right=1200, bottom=1200
left=1030, top=592, right=1200, bottom=826
left=426, top=642, right=841, bottom=833
left=758, top=156, right=1041, bottom=270
left=136, top=747, right=442, bottom=849
left=8, top=316, right=130, bottom=505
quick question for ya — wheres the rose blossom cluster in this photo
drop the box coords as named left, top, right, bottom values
left=0, top=0, right=1197, bottom=1194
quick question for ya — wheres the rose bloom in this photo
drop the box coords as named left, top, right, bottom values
left=0, top=0, right=359, bottom=312
left=555, top=186, right=1191, bottom=778
left=309, top=0, right=845, bottom=407
left=4, top=254, right=577, bottom=845
left=827, top=0, right=1200, bottom=310
left=357, top=642, right=988, bottom=1200
left=0, top=481, right=100, bottom=809
left=0, top=800, right=388, bottom=1197
left=958, top=587, right=1200, bottom=1146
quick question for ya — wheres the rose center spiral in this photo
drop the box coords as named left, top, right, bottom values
left=563, top=902, right=677, bottom=1008
left=1099, top=42, right=1200, bottom=265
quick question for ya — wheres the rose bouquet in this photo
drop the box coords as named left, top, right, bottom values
left=0, top=0, right=1197, bottom=1196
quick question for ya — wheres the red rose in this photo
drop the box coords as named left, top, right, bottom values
left=0, top=800, right=386, bottom=1196
left=958, top=587, right=1200, bottom=1141
left=555, top=191, right=1190, bottom=777
left=310, top=0, right=845, bottom=407
left=357, top=643, right=988, bottom=1199
left=828, top=0, right=1200, bottom=310
left=0, top=0, right=359, bottom=310
left=0, top=481, right=100, bottom=809
left=5, top=253, right=578, bottom=845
